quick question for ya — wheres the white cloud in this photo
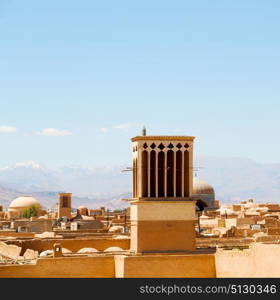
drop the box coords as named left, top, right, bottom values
left=36, top=128, right=72, bottom=136
left=14, top=161, right=42, bottom=169
left=173, top=129, right=187, bottom=134
left=100, top=127, right=109, bottom=133
left=100, top=122, right=141, bottom=133
left=114, top=123, right=133, bottom=130
left=0, top=126, right=17, bottom=133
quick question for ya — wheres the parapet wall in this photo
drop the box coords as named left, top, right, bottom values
left=2, top=240, right=280, bottom=277
left=5, top=238, right=130, bottom=255
left=0, top=256, right=115, bottom=278
left=0, top=252, right=216, bottom=278
left=0, top=232, right=34, bottom=238
left=115, top=253, right=216, bottom=278
left=215, top=243, right=280, bottom=277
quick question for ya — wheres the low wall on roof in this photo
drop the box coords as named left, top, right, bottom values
left=115, top=253, right=216, bottom=278
left=5, top=237, right=130, bottom=255
left=0, top=252, right=216, bottom=278
left=0, top=232, right=34, bottom=238
left=215, top=243, right=280, bottom=277
left=2, top=240, right=280, bottom=277
left=0, top=256, right=115, bottom=278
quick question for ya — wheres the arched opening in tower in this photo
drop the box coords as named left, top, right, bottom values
left=141, top=150, right=148, bottom=197
left=158, top=151, right=165, bottom=197
left=184, top=150, right=189, bottom=197
left=150, top=150, right=156, bottom=197
left=133, top=159, right=136, bottom=198
left=176, top=151, right=182, bottom=197
left=167, top=150, right=174, bottom=197
left=135, top=157, right=138, bottom=197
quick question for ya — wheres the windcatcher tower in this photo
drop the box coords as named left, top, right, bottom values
left=57, top=193, right=72, bottom=220
left=130, top=132, right=196, bottom=253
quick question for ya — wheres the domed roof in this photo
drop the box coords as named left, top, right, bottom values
left=193, top=178, right=215, bottom=195
left=78, top=248, right=98, bottom=254
left=104, top=247, right=124, bottom=252
left=9, top=196, right=40, bottom=209
left=109, top=226, right=124, bottom=233
left=39, top=248, right=72, bottom=257
left=78, top=206, right=87, bottom=209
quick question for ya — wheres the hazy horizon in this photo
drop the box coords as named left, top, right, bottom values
left=0, top=155, right=280, bottom=209
left=0, top=154, right=279, bottom=170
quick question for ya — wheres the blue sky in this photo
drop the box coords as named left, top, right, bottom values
left=0, top=0, right=280, bottom=167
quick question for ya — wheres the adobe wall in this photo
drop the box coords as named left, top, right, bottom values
left=0, top=256, right=115, bottom=278
left=5, top=238, right=130, bottom=255
left=199, top=218, right=218, bottom=227
left=234, top=228, right=261, bottom=237
left=130, top=201, right=196, bottom=252
left=12, top=220, right=53, bottom=233
left=115, top=253, right=216, bottom=278
left=0, top=232, right=34, bottom=238
left=54, top=229, right=109, bottom=236
left=267, top=228, right=280, bottom=235
left=255, top=235, right=280, bottom=243
left=132, top=220, right=196, bottom=252
left=224, top=218, right=237, bottom=228
left=4, top=242, right=280, bottom=277
left=237, top=217, right=255, bottom=226
left=215, top=243, right=280, bottom=277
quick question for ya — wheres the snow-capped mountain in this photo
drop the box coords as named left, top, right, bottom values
left=0, top=156, right=280, bottom=209
left=0, top=161, right=131, bottom=209
left=196, top=156, right=280, bottom=204
left=54, top=164, right=131, bottom=197
left=0, top=161, right=62, bottom=192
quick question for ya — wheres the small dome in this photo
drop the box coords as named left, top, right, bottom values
left=78, top=206, right=87, bottom=209
left=244, top=203, right=256, bottom=209
left=77, top=206, right=88, bottom=216
left=256, top=207, right=269, bottom=213
left=61, top=248, right=72, bottom=254
left=9, top=196, right=40, bottom=209
left=200, top=215, right=210, bottom=219
left=193, top=178, right=215, bottom=195
left=113, top=235, right=130, bottom=240
left=78, top=248, right=98, bottom=254
left=39, top=248, right=72, bottom=257
left=39, top=250, right=53, bottom=257
left=80, top=215, right=94, bottom=220
left=109, top=226, right=124, bottom=233
left=104, top=247, right=124, bottom=252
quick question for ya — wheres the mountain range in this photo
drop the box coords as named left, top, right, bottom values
left=0, top=156, right=279, bottom=210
